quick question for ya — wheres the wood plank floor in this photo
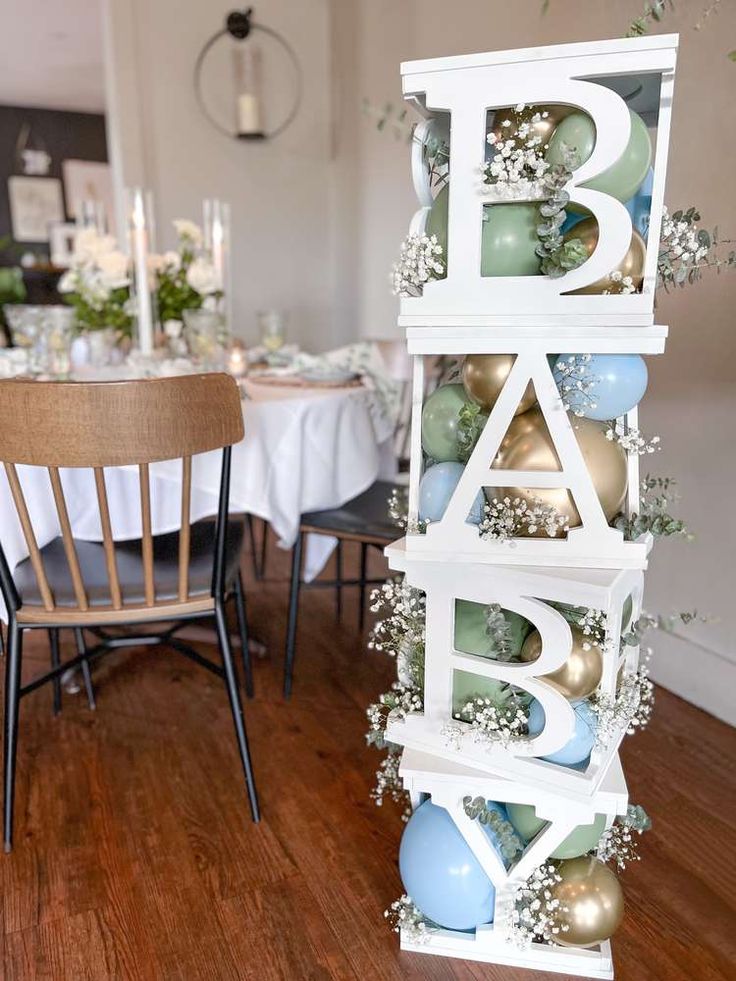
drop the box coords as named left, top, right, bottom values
left=1, top=535, right=734, bottom=980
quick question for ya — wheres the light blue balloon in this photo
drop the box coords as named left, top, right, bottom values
left=624, top=166, right=653, bottom=239
left=399, top=800, right=496, bottom=930
left=553, top=353, right=648, bottom=421
left=419, top=462, right=484, bottom=525
left=527, top=698, right=597, bottom=766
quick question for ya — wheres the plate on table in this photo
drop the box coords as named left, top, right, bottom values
left=298, top=367, right=360, bottom=385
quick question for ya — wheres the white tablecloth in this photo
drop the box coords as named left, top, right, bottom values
left=0, top=379, right=395, bottom=620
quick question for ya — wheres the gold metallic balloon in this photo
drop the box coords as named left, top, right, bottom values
left=551, top=857, right=624, bottom=948
left=490, top=104, right=572, bottom=148
left=491, top=408, right=628, bottom=536
left=462, top=354, right=536, bottom=415
left=520, top=626, right=603, bottom=701
left=564, top=217, right=646, bottom=295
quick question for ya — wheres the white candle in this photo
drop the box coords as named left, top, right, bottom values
left=237, top=92, right=262, bottom=135
left=131, top=189, right=154, bottom=357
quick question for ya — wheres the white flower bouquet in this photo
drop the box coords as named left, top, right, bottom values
left=58, top=228, right=133, bottom=336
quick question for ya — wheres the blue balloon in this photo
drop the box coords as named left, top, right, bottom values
left=419, top=462, right=484, bottom=524
left=527, top=698, right=597, bottom=767
left=399, top=800, right=496, bottom=930
left=553, top=353, right=648, bottom=421
left=624, top=166, right=653, bottom=239
left=561, top=211, right=584, bottom=235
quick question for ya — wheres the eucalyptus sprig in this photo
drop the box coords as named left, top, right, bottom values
left=536, top=146, right=588, bottom=278
left=658, top=206, right=736, bottom=290
left=457, top=402, right=488, bottom=463
left=462, top=796, right=524, bottom=861
left=626, top=0, right=672, bottom=37
left=614, top=475, right=690, bottom=541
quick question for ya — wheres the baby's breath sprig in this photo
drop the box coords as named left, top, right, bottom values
left=371, top=750, right=412, bottom=821
left=482, top=104, right=551, bottom=199
left=391, top=233, right=445, bottom=297
left=463, top=796, right=524, bottom=861
left=368, top=578, right=425, bottom=688
left=601, top=269, right=638, bottom=295
left=605, top=424, right=661, bottom=456
left=479, top=497, right=569, bottom=542
left=366, top=682, right=424, bottom=750
left=614, top=475, right=690, bottom=541
left=508, top=863, right=569, bottom=948
left=596, top=804, right=652, bottom=871
left=590, top=660, right=654, bottom=748
left=387, top=486, right=409, bottom=529
left=658, top=206, right=735, bottom=290
left=454, top=685, right=531, bottom=748
left=384, top=895, right=436, bottom=943
left=553, top=354, right=600, bottom=416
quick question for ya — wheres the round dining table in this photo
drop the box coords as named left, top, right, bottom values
left=0, top=373, right=396, bottom=620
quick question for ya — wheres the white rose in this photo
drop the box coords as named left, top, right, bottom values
left=57, top=269, right=78, bottom=294
left=161, top=250, right=181, bottom=272
left=96, top=250, right=130, bottom=290
left=186, top=257, right=219, bottom=295
left=73, top=228, right=117, bottom=264
left=173, top=219, right=203, bottom=247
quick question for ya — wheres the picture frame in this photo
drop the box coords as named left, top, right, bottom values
left=7, top=175, right=64, bottom=242
left=49, top=221, right=79, bottom=267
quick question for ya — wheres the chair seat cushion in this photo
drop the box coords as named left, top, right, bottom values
left=14, top=519, right=245, bottom=608
left=301, top=480, right=401, bottom=541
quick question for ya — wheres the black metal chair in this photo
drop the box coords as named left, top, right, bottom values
left=0, top=374, right=259, bottom=850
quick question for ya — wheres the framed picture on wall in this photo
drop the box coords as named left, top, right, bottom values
left=49, top=221, right=78, bottom=267
left=62, top=159, right=115, bottom=236
left=7, top=175, right=64, bottom=242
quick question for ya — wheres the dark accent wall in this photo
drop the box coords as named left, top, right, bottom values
left=0, top=104, right=108, bottom=257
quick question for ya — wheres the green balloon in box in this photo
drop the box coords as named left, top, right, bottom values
left=452, top=672, right=515, bottom=718
left=454, top=599, right=532, bottom=660
left=546, top=108, right=652, bottom=208
left=506, top=802, right=607, bottom=860
left=421, top=383, right=482, bottom=462
left=425, top=187, right=541, bottom=277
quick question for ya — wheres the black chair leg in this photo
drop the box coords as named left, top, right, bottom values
left=259, top=520, right=268, bottom=579
left=48, top=629, right=62, bottom=715
left=3, top=620, right=23, bottom=852
left=246, top=514, right=261, bottom=580
left=74, top=628, right=97, bottom=711
left=358, top=543, right=368, bottom=633
left=214, top=599, right=260, bottom=822
left=283, top=531, right=304, bottom=699
left=335, top=539, right=343, bottom=623
left=233, top=571, right=254, bottom=698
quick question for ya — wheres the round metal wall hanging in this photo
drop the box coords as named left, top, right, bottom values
left=194, top=7, right=303, bottom=141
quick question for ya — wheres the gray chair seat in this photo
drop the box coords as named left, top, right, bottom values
left=14, top=519, right=245, bottom=608
left=301, top=480, right=400, bottom=541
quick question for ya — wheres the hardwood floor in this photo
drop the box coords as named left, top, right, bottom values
left=1, top=537, right=734, bottom=980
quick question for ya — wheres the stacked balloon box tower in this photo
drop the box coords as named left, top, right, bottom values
left=381, top=35, right=678, bottom=978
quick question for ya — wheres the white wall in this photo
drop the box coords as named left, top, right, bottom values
left=337, top=0, right=736, bottom=724
left=103, top=0, right=341, bottom=351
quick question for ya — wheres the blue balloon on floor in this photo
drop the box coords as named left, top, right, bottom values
left=527, top=698, right=597, bottom=766
left=624, top=166, right=654, bottom=238
left=399, top=799, right=496, bottom=930
left=419, top=462, right=484, bottom=525
left=553, top=353, right=648, bottom=421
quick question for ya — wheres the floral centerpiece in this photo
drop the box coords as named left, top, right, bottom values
left=155, top=219, right=222, bottom=340
left=58, top=228, right=133, bottom=337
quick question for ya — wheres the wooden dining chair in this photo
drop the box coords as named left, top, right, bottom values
left=0, top=374, right=259, bottom=851
left=282, top=347, right=446, bottom=698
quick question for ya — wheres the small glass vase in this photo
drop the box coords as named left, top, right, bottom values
left=69, top=328, right=121, bottom=370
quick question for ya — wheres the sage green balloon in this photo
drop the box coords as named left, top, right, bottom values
left=426, top=188, right=541, bottom=276
left=546, top=108, right=652, bottom=207
left=454, top=599, right=532, bottom=660
left=481, top=203, right=541, bottom=277
left=506, top=802, right=607, bottom=860
left=622, top=594, right=634, bottom=631
left=421, top=383, right=475, bottom=462
left=452, top=672, right=510, bottom=718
